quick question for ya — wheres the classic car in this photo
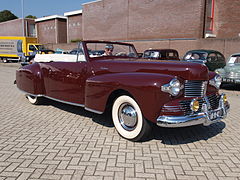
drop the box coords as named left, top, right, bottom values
left=183, top=50, right=226, bottom=71
left=16, top=41, right=230, bottom=141
left=142, top=49, right=180, bottom=60
left=215, top=53, right=240, bottom=84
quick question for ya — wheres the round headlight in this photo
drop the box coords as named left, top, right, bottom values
left=161, top=78, right=182, bottom=96
left=169, top=79, right=181, bottom=96
left=190, top=99, right=200, bottom=112
left=210, top=74, right=222, bottom=89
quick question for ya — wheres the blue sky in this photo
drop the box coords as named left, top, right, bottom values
left=0, top=0, right=93, bottom=18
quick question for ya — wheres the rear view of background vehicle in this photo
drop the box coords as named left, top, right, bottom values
left=143, top=49, right=180, bottom=60
left=183, top=49, right=226, bottom=71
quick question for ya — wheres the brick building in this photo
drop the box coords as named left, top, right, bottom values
left=35, top=15, right=67, bottom=44
left=64, top=10, right=83, bottom=43
left=82, top=0, right=240, bottom=40
left=212, top=0, right=240, bottom=38
left=0, top=18, right=36, bottom=37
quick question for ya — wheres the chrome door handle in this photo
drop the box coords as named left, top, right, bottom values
left=100, top=67, right=108, bottom=70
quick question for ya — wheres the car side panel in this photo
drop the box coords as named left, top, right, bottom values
left=85, top=72, right=178, bottom=123
left=39, top=62, right=90, bottom=104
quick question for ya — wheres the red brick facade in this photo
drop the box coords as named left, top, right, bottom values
left=35, top=16, right=67, bottom=44
left=82, top=0, right=206, bottom=40
left=82, top=0, right=240, bottom=40
left=213, top=0, right=240, bottom=38
left=65, top=13, right=83, bottom=43
left=0, top=18, right=36, bottom=37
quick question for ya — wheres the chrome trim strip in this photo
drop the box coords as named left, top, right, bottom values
left=17, top=88, right=104, bottom=114
left=44, top=95, right=85, bottom=107
left=84, top=107, right=103, bottom=114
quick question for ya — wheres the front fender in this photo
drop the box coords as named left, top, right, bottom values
left=85, top=72, right=179, bottom=123
left=16, top=63, right=45, bottom=95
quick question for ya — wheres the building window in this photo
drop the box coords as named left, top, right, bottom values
left=206, top=0, right=214, bottom=32
left=29, top=24, right=36, bottom=37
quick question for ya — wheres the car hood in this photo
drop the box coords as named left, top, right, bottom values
left=223, top=63, right=240, bottom=72
left=93, top=58, right=209, bottom=81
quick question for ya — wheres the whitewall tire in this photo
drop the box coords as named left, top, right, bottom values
left=26, top=95, right=42, bottom=105
left=112, top=95, right=151, bottom=141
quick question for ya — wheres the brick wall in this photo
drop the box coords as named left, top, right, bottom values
left=36, top=19, right=56, bottom=44
left=214, top=0, right=240, bottom=38
left=36, top=18, right=67, bottom=44
left=0, top=19, right=35, bottom=37
left=67, top=14, right=83, bottom=42
left=57, top=19, right=67, bottom=43
left=82, top=0, right=205, bottom=40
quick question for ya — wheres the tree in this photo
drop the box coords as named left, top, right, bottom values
left=25, top=15, right=37, bottom=19
left=0, top=10, right=18, bottom=23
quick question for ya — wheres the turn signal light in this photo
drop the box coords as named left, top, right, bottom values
left=190, top=99, right=200, bottom=112
left=223, top=94, right=227, bottom=103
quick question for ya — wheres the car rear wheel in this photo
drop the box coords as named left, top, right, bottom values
left=26, top=95, right=42, bottom=105
left=112, top=95, right=151, bottom=141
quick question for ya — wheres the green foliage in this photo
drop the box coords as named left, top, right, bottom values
left=25, top=15, right=37, bottom=19
left=0, top=10, right=18, bottom=23
left=70, top=39, right=82, bottom=43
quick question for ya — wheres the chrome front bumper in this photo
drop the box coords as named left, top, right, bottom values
left=157, top=94, right=230, bottom=128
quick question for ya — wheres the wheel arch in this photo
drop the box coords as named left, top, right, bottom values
left=104, top=89, right=133, bottom=112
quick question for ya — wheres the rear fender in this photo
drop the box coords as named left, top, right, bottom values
left=16, top=63, right=45, bottom=95
left=85, top=72, right=178, bottom=123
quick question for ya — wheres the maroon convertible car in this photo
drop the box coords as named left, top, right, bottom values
left=16, top=41, right=230, bottom=141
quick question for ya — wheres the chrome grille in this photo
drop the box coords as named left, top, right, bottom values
left=180, top=94, right=220, bottom=115
left=184, top=80, right=207, bottom=97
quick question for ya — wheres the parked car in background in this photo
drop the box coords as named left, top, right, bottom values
left=91, top=50, right=105, bottom=56
left=183, top=50, right=226, bottom=71
left=21, top=48, right=55, bottom=66
left=143, top=49, right=180, bottom=60
left=16, top=41, right=229, bottom=141
left=215, top=53, right=240, bottom=84
left=69, top=48, right=83, bottom=55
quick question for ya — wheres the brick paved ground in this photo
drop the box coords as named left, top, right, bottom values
left=0, top=63, right=239, bottom=180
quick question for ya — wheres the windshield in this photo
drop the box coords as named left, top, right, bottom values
left=35, top=45, right=45, bottom=50
left=228, top=55, right=240, bottom=64
left=144, top=51, right=160, bottom=58
left=184, top=52, right=208, bottom=60
left=85, top=42, right=138, bottom=59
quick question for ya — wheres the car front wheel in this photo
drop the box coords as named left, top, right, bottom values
left=112, top=95, right=151, bottom=141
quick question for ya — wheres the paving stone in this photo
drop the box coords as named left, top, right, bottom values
left=0, top=64, right=240, bottom=179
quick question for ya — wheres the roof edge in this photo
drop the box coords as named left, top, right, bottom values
left=35, top=15, right=67, bottom=22
left=64, top=10, right=82, bottom=17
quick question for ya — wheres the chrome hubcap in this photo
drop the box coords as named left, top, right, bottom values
left=118, top=103, right=138, bottom=131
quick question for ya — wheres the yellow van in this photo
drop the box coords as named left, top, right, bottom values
left=0, top=36, right=43, bottom=62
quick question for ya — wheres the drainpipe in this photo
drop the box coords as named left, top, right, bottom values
left=21, top=0, right=25, bottom=36
left=55, top=18, right=58, bottom=44
left=202, top=0, right=207, bottom=38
